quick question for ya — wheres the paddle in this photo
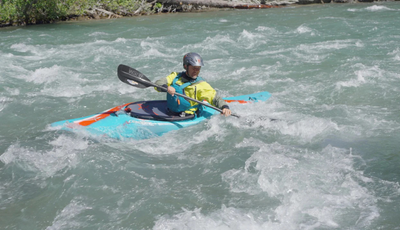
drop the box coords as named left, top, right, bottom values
left=117, top=64, right=240, bottom=118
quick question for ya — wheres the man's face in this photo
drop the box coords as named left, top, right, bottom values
left=186, top=65, right=201, bottom=79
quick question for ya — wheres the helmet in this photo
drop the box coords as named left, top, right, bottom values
left=183, top=52, right=204, bottom=70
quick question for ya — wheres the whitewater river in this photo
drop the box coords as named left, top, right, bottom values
left=1, top=2, right=400, bottom=229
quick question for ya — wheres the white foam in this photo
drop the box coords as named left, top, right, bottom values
left=389, top=48, right=400, bottom=61
left=88, top=31, right=109, bottom=37
left=154, top=206, right=268, bottom=230
left=46, top=198, right=92, bottom=230
left=366, top=5, right=392, bottom=12
left=237, top=29, right=266, bottom=49
left=336, top=73, right=366, bottom=88
left=342, top=105, right=400, bottom=138
left=298, top=39, right=363, bottom=53
left=26, top=65, right=63, bottom=84
left=0, top=135, right=88, bottom=178
left=11, top=43, right=39, bottom=54
left=348, top=5, right=393, bottom=12
left=219, top=141, right=381, bottom=228
left=255, top=26, right=277, bottom=33
left=115, top=37, right=128, bottom=43
left=192, top=35, right=235, bottom=54
left=335, top=64, right=382, bottom=90
left=126, top=115, right=228, bottom=155
left=96, top=45, right=123, bottom=56
left=276, top=117, right=339, bottom=143
left=4, top=87, right=20, bottom=96
left=228, top=66, right=270, bottom=86
left=295, top=25, right=315, bottom=36
left=0, top=97, right=13, bottom=112
left=142, top=47, right=170, bottom=58
left=238, top=29, right=258, bottom=40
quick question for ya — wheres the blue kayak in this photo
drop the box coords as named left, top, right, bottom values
left=50, top=91, right=271, bottom=140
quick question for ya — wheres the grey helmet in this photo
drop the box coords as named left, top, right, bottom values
left=183, top=52, right=204, bottom=70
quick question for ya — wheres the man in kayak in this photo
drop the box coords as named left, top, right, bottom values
left=154, top=52, right=232, bottom=117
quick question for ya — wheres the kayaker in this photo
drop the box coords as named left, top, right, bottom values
left=154, top=52, right=232, bottom=117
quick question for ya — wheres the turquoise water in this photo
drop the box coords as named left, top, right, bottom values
left=1, top=2, right=400, bottom=229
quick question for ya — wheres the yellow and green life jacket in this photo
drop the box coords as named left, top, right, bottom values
left=165, top=72, right=217, bottom=115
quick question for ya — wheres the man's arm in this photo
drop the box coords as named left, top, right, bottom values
left=154, top=77, right=169, bottom=92
left=213, top=93, right=229, bottom=110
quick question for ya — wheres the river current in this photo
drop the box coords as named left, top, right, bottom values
left=1, top=2, right=400, bottom=229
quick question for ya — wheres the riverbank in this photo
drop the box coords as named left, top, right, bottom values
left=0, top=0, right=398, bottom=27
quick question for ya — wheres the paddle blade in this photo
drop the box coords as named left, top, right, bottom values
left=117, top=64, right=152, bottom=88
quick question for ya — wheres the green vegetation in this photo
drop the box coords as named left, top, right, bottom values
left=0, top=0, right=156, bottom=26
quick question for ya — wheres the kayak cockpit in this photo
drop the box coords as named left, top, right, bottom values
left=124, top=100, right=195, bottom=121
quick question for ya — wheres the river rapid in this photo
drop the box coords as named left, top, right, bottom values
left=1, top=2, right=400, bottom=229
